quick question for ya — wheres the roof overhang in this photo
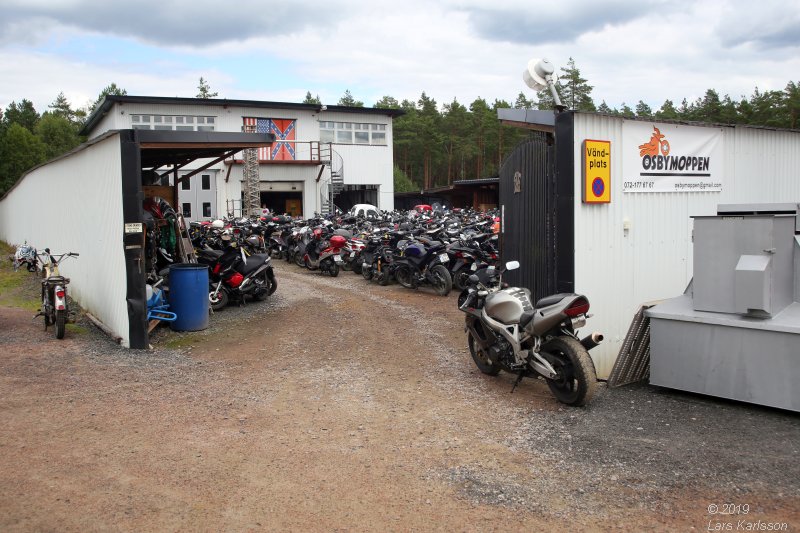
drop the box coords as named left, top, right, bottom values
left=134, top=130, right=274, bottom=172
left=497, top=108, right=556, bottom=133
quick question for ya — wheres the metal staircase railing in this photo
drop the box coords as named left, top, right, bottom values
left=319, top=143, right=344, bottom=215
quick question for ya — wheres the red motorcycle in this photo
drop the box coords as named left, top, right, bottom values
left=304, top=229, right=346, bottom=276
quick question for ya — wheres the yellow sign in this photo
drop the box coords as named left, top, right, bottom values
left=582, top=139, right=611, bottom=204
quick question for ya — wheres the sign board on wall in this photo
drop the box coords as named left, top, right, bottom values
left=582, top=139, right=611, bottom=203
left=622, top=121, right=724, bottom=192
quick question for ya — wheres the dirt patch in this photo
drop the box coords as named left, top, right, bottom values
left=1, top=261, right=798, bottom=531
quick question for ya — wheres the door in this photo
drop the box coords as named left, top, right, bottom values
left=499, top=132, right=570, bottom=302
left=285, top=199, right=302, bottom=217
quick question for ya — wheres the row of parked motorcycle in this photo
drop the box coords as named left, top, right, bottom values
left=189, top=208, right=502, bottom=300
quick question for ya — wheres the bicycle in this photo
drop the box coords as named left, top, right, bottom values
left=34, top=249, right=79, bottom=339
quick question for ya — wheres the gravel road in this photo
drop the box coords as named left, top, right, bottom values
left=0, top=260, right=798, bottom=532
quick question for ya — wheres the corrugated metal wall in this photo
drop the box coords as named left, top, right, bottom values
left=572, top=114, right=800, bottom=377
left=0, top=134, right=130, bottom=346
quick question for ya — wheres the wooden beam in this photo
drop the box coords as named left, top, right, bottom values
left=163, top=149, right=239, bottom=184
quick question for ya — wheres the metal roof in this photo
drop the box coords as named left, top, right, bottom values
left=80, top=94, right=405, bottom=136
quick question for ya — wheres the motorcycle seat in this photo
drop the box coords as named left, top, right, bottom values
left=239, top=254, right=269, bottom=275
left=535, top=293, right=572, bottom=308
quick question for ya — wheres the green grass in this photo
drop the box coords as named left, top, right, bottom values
left=0, top=241, right=40, bottom=311
left=163, top=333, right=200, bottom=349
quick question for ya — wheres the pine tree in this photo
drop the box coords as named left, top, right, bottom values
left=655, top=99, right=679, bottom=120
left=338, top=90, right=364, bottom=107
left=597, top=100, right=613, bottom=114
left=3, top=99, right=40, bottom=132
left=303, top=91, right=321, bottom=104
left=91, top=83, right=127, bottom=112
left=635, top=100, right=652, bottom=118
left=196, top=77, right=218, bottom=99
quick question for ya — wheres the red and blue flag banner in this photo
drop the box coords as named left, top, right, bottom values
left=243, top=117, right=296, bottom=161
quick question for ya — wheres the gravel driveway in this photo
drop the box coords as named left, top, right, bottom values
left=0, top=260, right=797, bottom=532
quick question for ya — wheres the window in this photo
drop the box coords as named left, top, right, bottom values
left=182, top=203, right=191, bottom=217
left=130, top=114, right=214, bottom=131
left=202, top=202, right=212, bottom=218
left=181, top=179, right=190, bottom=190
left=201, top=174, right=210, bottom=190
left=319, top=121, right=387, bottom=145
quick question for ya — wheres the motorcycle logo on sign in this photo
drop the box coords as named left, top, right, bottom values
left=513, top=171, right=522, bottom=194
left=638, top=127, right=670, bottom=157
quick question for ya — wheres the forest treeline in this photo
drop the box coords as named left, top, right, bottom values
left=1, top=63, right=798, bottom=196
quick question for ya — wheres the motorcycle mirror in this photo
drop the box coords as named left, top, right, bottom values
left=505, top=260, right=520, bottom=271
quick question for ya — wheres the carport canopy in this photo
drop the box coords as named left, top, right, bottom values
left=135, top=130, right=275, bottom=185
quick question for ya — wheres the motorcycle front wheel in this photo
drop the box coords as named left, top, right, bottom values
left=361, top=264, right=373, bottom=281
left=328, top=262, right=340, bottom=277
left=467, top=331, right=501, bottom=376
left=55, top=309, right=67, bottom=339
left=209, top=286, right=229, bottom=311
left=430, top=264, right=452, bottom=296
left=295, top=252, right=305, bottom=268
left=542, top=336, right=597, bottom=407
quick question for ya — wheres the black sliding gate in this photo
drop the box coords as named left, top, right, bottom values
left=499, top=129, right=574, bottom=302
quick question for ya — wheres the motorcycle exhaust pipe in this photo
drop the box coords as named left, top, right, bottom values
left=580, top=332, right=604, bottom=351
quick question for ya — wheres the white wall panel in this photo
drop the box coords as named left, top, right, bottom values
left=0, top=135, right=130, bottom=345
left=572, top=114, right=800, bottom=377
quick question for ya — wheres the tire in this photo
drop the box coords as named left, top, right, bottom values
left=352, top=258, right=363, bottom=275
left=457, top=289, right=470, bottom=308
left=252, top=271, right=275, bottom=301
left=376, top=267, right=391, bottom=286
left=467, top=331, right=501, bottom=376
left=362, top=264, right=373, bottom=281
left=394, top=266, right=414, bottom=289
left=453, top=270, right=470, bottom=291
left=295, top=252, right=305, bottom=268
left=542, top=336, right=597, bottom=407
left=328, top=262, right=339, bottom=277
left=209, top=285, right=229, bottom=311
left=55, top=309, right=66, bottom=339
left=430, top=264, right=452, bottom=296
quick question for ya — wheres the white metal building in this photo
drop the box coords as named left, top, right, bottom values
left=81, top=96, right=402, bottom=220
left=498, top=109, right=800, bottom=378
left=0, top=129, right=273, bottom=348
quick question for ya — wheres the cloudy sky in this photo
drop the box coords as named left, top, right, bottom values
left=1, top=0, right=799, bottom=114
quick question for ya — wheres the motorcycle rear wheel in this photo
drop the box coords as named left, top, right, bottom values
left=55, top=309, right=66, bottom=339
left=543, top=336, right=597, bottom=407
left=295, top=252, right=305, bottom=268
left=253, top=271, right=275, bottom=300
left=376, top=267, right=391, bottom=286
left=467, top=331, right=501, bottom=376
left=394, top=266, right=413, bottom=289
left=430, top=264, right=452, bottom=296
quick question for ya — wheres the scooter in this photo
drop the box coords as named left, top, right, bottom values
left=304, top=231, right=346, bottom=277
left=458, top=261, right=601, bottom=406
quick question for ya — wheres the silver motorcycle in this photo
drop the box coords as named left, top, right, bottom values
left=458, top=261, right=602, bottom=406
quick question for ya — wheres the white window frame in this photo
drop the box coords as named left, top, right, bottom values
left=131, top=114, right=216, bottom=132
left=319, top=121, right=388, bottom=145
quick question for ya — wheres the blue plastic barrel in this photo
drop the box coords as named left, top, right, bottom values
left=168, top=263, right=209, bottom=331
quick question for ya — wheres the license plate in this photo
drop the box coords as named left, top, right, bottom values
left=333, top=255, right=343, bottom=263
left=439, top=253, right=449, bottom=263
left=470, top=263, right=478, bottom=271
left=349, top=252, right=355, bottom=258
